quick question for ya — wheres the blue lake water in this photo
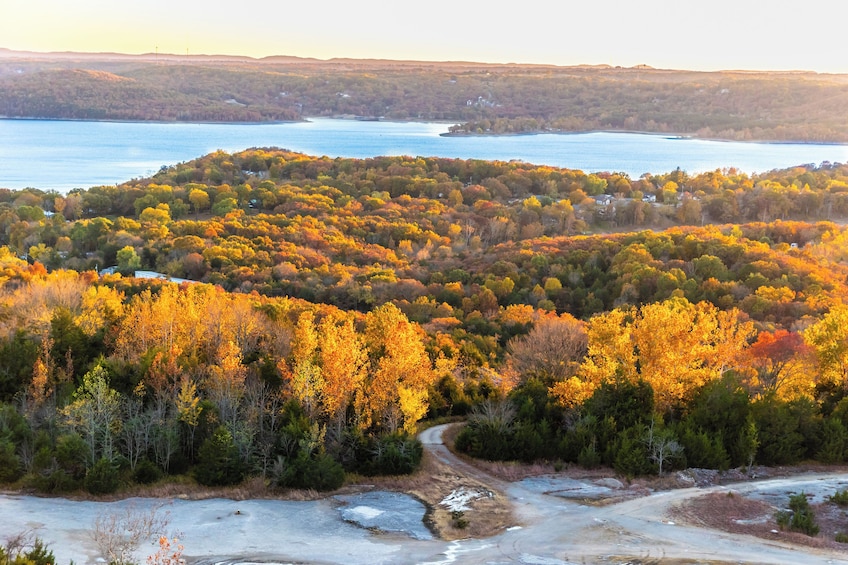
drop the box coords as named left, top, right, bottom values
left=1, top=117, right=847, bottom=192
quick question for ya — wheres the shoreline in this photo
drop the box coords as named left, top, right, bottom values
left=1, top=115, right=845, bottom=146
left=0, top=115, right=305, bottom=127
left=440, top=127, right=848, bottom=147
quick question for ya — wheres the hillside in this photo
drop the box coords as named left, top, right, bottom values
left=2, top=50, right=848, bottom=141
left=3, top=151, right=848, bottom=501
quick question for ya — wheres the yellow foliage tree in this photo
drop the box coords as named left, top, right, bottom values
left=288, top=311, right=323, bottom=418
left=75, top=285, right=125, bottom=336
left=552, top=298, right=753, bottom=411
left=803, top=303, right=848, bottom=387
left=364, top=303, right=435, bottom=433
left=205, top=341, right=247, bottom=429
left=318, top=313, right=366, bottom=426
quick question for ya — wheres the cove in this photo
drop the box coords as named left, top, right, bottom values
left=1, top=117, right=846, bottom=192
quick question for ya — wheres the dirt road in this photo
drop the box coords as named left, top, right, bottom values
left=419, top=423, right=848, bottom=565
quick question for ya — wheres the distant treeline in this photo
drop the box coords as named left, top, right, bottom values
left=4, top=150, right=848, bottom=325
left=2, top=55, right=848, bottom=141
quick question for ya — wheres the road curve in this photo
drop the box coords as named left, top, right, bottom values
left=418, top=423, right=848, bottom=565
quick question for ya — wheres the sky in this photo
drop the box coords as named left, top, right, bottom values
left=1, top=0, right=846, bottom=73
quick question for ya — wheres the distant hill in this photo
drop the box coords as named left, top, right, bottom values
left=2, top=49, right=848, bottom=142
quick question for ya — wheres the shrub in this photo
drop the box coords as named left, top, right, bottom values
left=775, top=509, right=791, bottom=529
left=577, top=442, right=601, bottom=469
left=30, top=468, right=80, bottom=494
left=299, top=453, right=345, bottom=491
left=683, top=374, right=751, bottom=467
left=679, top=426, right=730, bottom=470
left=776, top=493, right=819, bottom=536
left=22, top=538, right=55, bottom=565
left=835, top=532, right=848, bottom=543
left=91, top=503, right=169, bottom=565
left=0, top=535, right=55, bottom=565
left=751, top=397, right=805, bottom=465
left=275, top=452, right=345, bottom=491
left=455, top=400, right=518, bottom=461
left=453, top=425, right=475, bottom=454
left=451, top=510, right=468, bottom=529
left=55, top=433, right=88, bottom=480
left=85, top=457, right=120, bottom=494
left=828, top=489, right=848, bottom=507
left=366, top=433, right=423, bottom=476
left=612, top=426, right=656, bottom=476
left=132, top=458, right=162, bottom=485
left=194, top=427, right=245, bottom=486
left=0, top=439, right=23, bottom=483
left=584, top=379, right=654, bottom=433
left=816, top=417, right=847, bottom=463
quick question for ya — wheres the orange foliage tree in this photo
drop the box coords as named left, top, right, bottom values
left=739, top=329, right=813, bottom=398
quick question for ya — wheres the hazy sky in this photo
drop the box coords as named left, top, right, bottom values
left=2, top=0, right=846, bottom=73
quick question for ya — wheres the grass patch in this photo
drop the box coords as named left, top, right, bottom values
left=828, top=489, right=848, bottom=507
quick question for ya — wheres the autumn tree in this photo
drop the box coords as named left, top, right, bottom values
left=188, top=189, right=210, bottom=218
left=175, top=378, right=201, bottom=441
left=23, top=334, right=57, bottom=428
left=75, top=285, right=125, bottom=337
left=205, top=341, right=247, bottom=434
left=741, top=330, right=813, bottom=398
left=551, top=307, right=635, bottom=409
left=116, top=246, right=141, bottom=272
left=552, top=298, right=753, bottom=412
left=63, top=362, right=122, bottom=464
left=804, top=304, right=848, bottom=388
left=287, top=311, right=323, bottom=419
left=318, top=313, right=366, bottom=428
left=200, top=294, right=263, bottom=364
left=113, top=285, right=212, bottom=370
left=144, top=346, right=183, bottom=471
left=364, top=303, right=435, bottom=433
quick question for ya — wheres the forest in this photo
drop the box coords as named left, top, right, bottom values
left=3, top=150, right=848, bottom=495
left=3, top=51, right=848, bottom=142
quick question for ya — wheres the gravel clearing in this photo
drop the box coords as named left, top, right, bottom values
left=4, top=426, right=848, bottom=565
left=335, top=491, right=433, bottom=540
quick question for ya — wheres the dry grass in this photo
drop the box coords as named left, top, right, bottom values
left=606, top=558, right=730, bottom=565
left=404, top=450, right=512, bottom=540
left=672, top=491, right=848, bottom=550
left=83, top=475, right=329, bottom=503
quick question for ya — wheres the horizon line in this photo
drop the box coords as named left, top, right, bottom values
left=0, top=46, right=837, bottom=76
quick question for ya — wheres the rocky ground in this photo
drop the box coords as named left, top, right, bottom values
left=3, top=424, right=848, bottom=564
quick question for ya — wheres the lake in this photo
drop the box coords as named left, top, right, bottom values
left=1, top=117, right=847, bottom=192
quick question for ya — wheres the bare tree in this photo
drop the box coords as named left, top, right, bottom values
left=121, top=387, right=155, bottom=470
left=507, top=314, right=588, bottom=382
left=3, top=528, right=53, bottom=562
left=468, top=399, right=517, bottom=435
left=645, top=419, right=683, bottom=475
left=90, top=502, right=171, bottom=565
left=244, top=376, right=284, bottom=477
